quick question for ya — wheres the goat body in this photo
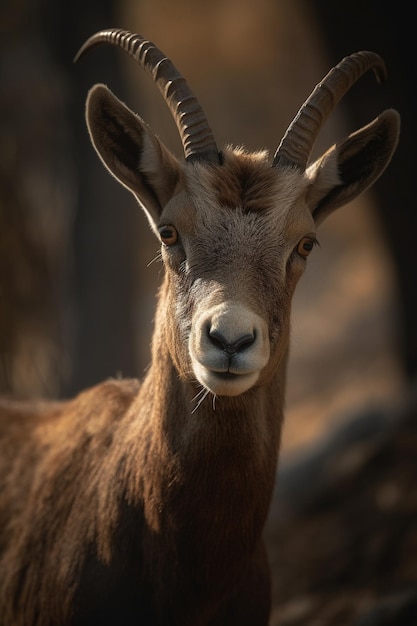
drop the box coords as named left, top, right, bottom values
left=0, top=29, right=400, bottom=626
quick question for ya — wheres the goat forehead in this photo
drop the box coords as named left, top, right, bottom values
left=186, top=150, right=306, bottom=216
left=195, top=208, right=278, bottom=250
left=161, top=151, right=313, bottom=245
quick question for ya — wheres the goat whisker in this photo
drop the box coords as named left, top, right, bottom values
left=147, top=252, right=162, bottom=267
left=190, top=385, right=218, bottom=414
left=212, top=393, right=218, bottom=411
left=191, top=386, right=211, bottom=414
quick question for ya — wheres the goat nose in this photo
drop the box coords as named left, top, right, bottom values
left=208, top=328, right=255, bottom=355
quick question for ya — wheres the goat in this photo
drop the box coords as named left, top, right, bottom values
left=0, top=28, right=400, bottom=626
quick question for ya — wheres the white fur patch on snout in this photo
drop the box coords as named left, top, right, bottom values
left=189, top=302, right=270, bottom=396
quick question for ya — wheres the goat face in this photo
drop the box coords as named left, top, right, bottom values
left=157, top=150, right=315, bottom=397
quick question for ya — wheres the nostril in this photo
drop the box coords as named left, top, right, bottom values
left=208, top=329, right=255, bottom=355
left=208, top=328, right=226, bottom=351
left=233, top=332, right=256, bottom=353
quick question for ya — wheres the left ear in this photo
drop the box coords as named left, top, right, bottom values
left=85, top=84, right=182, bottom=235
left=305, top=109, right=400, bottom=225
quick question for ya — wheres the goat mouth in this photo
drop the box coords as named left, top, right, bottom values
left=195, top=366, right=260, bottom=397
left=213, top=371, right=240, bottom=381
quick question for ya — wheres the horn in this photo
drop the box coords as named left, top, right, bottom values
left=272, top=51, right=387, bottom=170
left=74, top=28, right=220, bottom=164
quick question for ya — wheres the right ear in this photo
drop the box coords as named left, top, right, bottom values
left=85, top=84, right=182, bottom=234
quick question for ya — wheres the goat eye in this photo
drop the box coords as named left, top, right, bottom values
left=297, top=236, right=317, bottom=258
left=159, top=225, right=178, bottom=246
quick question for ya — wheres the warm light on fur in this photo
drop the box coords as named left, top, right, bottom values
left=0, top=29, right=400, bottom=626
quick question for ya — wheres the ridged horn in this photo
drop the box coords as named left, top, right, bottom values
left=74, top=28, right=220, bottom=164
left=272, top=51, right=387, bottom=170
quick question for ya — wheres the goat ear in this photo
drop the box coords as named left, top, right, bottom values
left=85, top=84, right=181, bottom=233
left=305, top=109, right=400, bottom=225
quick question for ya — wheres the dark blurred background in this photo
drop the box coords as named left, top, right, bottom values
left=1, top=1, right=416, bottom=623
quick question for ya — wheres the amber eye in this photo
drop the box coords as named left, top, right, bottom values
left=158, top=225, right=178, bottom=246
left=297, top=236, right=317, bottom=259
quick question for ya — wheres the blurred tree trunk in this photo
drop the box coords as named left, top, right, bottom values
left=0, top=1, right=141, bottom=398
left=41, top=0, right=142, bottom=397
left=0, top=4, right=73, bottom=397
left=311, top=0, right=415, bottom=380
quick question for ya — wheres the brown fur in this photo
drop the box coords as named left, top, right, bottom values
left=0, top=55, right=400, bottom=625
